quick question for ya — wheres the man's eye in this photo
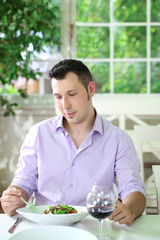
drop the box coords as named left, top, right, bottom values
left=69, top=93, right=76, bottom=96
left=55, top=96, right=62, bottom=100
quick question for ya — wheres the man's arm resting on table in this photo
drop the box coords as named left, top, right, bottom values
left=0, top=185, right=29, bottom=216
left=109, top=191, right=146, bottom=225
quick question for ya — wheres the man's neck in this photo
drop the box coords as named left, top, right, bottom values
left=63, top=108, right=96, bottom=148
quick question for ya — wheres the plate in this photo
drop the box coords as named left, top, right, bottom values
left=16, top=205, right=88, bottom=225
left=9, top=226, right=97, bottom=240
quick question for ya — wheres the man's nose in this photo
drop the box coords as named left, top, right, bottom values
left=62, top=97, right=71, bottom=109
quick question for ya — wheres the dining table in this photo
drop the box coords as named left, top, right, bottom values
left=0, top=213, right=160, bottom=240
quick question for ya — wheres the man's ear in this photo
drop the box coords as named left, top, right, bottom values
left=88, top=81, right=96, bottom=97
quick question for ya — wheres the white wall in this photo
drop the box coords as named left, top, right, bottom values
left=0, top=95, right=56, bottom=194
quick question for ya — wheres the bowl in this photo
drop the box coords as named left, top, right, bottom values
left=9, top=226, right=97, bottom=240
left=16, top=205, right=88, bottom=225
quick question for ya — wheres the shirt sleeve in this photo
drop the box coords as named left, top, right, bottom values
left=11, top=125, right=38, bottom=199
left=115, top=130, right=146, bottom=201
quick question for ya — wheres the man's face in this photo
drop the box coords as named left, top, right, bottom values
left=51, top=72, right=95, bottom=125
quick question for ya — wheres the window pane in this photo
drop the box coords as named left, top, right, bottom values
left=151, top=0, right=160, bottom=22
left=151, top=27, right=160, bottom=58
left=114, top=27, right=146, bottom=58
left=151, top=62, right=160, bottom=93
left=76, top=27, right=110, bottom=58
left=85, top=62, right=110, bottom=93
left=76, top=0, right=109, bottom=23
left=114, top=0, right=146, bottom=22
left=114, top=62, right=146, bottom=93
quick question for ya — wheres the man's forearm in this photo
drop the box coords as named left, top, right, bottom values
left=123, top=191, right=146, bottom=220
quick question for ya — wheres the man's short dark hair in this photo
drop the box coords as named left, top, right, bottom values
left=49, top=59, right=93, bottom=92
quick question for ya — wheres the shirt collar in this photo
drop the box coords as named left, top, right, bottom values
left=92, top=112, right=103, bottom=135
left=55, top=116, right=68, bottom=134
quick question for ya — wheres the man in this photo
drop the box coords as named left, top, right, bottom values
left=0, top=59, right=146, bottom=225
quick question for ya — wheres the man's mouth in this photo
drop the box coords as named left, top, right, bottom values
left=65, top=111, right=76, bottom=118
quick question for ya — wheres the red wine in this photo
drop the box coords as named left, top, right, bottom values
left=88, top=206, right=113, bottom=220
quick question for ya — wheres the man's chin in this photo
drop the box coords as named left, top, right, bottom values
left=65, top=117, right=79, bottom=124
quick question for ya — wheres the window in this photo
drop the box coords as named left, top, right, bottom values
left=61, top=0, right=160, bottom=94
left=2, top=1, right=159, bottom=96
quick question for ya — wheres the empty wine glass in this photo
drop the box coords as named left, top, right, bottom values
left=86, top=184, right=117, bottom=240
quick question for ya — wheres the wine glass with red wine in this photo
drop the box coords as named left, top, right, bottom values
left=86, top=184, right=117, bottom=240
left=91, top=183, right=118, bottom=203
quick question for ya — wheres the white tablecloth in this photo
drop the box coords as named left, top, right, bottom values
left=0, top=213, right=160, bottom=240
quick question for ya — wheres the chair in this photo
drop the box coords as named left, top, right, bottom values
left=152, top=165, right=160, bottom=214
left=134, top=125, right=160, bottom=214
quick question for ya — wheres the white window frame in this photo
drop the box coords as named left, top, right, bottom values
left=61, top=0, right=160, bottom=94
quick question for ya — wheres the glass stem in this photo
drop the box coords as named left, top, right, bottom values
left=99, top=219, right=103, bottom=240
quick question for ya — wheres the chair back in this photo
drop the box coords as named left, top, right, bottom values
left=152, top=165, right=160, bottom=214
left=134, top=125, right=160, bottom=182
left=134, top=125, right=160, bottom=214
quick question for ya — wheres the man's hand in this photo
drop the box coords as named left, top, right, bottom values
left=0, top=185, right=29, bottom=216
left=109, top=192, right=146, bottom=225
left=108, top=200, right=134, bottom=225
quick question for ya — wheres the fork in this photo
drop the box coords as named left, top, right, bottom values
left=20, top=195, right=43, bottom=214
left=13, top=188, right=42, bottom=214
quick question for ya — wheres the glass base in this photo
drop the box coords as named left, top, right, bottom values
left=103, top=233, right=115, bottom=240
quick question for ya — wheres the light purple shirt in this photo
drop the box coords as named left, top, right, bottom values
left=12, top=114, right=146, bottom=206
